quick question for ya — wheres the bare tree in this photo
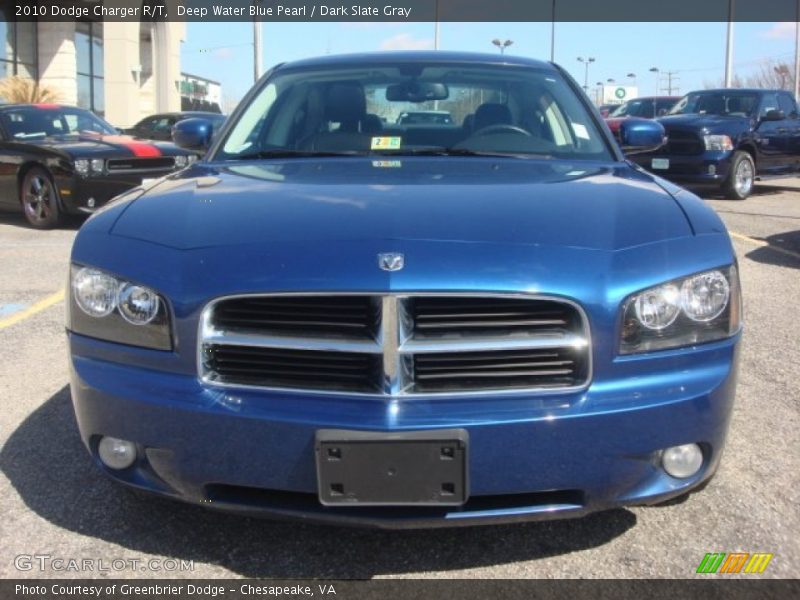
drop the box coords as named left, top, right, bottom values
left=704, top=60, right=795, bottom=91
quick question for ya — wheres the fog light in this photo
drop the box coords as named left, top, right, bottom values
left=97, top=436, right=137, bottom=470
left=87, top=197, right=95, bottom=208
left=662, top=443, right=703, bottom=478
left=709, top=164, right=716, bottom=175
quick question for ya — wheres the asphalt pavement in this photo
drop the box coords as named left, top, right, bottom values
left=0, top=182, right=797, bottom=579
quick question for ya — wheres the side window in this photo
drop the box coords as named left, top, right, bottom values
left=656, top=99, right=674, bottom=116
left=759, top=94, right=780, bottom=118
left=152, top=118, right=172, bottom=134
left=778, top=94, right=798, bottom=119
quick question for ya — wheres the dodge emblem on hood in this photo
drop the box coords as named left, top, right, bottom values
left=378, top=253, right=404, bottom=272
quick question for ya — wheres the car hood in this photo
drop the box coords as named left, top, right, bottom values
left=36, top=132, right=182, bottom=157
left=109, top=157, right=692, bottom=252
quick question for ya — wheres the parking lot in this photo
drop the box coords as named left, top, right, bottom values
left=0, top=183, right=797, bottom=579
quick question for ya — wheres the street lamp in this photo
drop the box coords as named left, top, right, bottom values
left=577, top=56, right=596, bottom=90
left=649, top=67, right=660, bottom=95
left=492, top=39, right=513, bottom=55
left=627, top=72, right=636, bottom=85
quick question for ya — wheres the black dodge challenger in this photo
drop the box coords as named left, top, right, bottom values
left=0, top=104, right=197, bottom=228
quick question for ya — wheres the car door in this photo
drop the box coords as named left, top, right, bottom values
left=0, top=121, right=21, bottom=209
left=778, top=92, right=800, bottom=170
left=754, top=93, right=788, bottom=174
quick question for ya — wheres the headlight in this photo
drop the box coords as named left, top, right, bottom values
left=68, top=265, right=171, bottom=350
left=72, top=268, right=118, bottom=317
left=90, top=158, right=105, bottom=174
left=620, top=266, right=741, bottom=354
left=118, top=283, right=160, bottom=325
left=703, top=135, right=733, bottom=151
left=174, top=155, right=188, bottom=168
left=74, top=159, right=89, bottom=176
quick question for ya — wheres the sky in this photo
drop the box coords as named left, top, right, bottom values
left=180, top=21, right=799, bottom=110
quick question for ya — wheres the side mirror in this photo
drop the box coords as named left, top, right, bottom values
left=618, top=118, right=665, bottom=155
left=172, top=118, right=213, bottom=152
left=761, top=109, right=785, bottom=122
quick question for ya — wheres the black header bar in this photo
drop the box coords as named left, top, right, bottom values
left=8, top=0, right=800, bottom=22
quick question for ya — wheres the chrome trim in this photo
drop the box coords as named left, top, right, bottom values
left=198, top=292, right=592, bottom=398
left=400, top=332, right=588, bottom=354
left=202, top=328, right=381, bottom=353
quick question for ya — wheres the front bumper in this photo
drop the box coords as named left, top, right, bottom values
left=55, top=172, right=173, bottom=214
left=631, top=151, right=734, bottom=186
left=69, top=331, right=740, bottom=528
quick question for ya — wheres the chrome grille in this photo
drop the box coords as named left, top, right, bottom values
left=200, top=294, right=590, bottom=395
left=204, top=345, right=382, bottom=393
left=659, top=129, right=704, bottom=156
left=106, top=157, right=176, bottom=173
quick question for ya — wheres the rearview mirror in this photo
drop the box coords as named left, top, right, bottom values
left=618, top=118, right=666, bottom=155
left=172, top=118, right=213, bottom=152
left=386, top=82, right=449, bottom=103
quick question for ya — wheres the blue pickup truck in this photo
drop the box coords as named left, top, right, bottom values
left=630, top=88, right=800, bottom=199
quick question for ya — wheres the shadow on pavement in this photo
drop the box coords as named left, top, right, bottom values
left=0, top=211, right=84, bottom=231
left=744, top=229, right=800, bottom=270
left=1, top=386, right=637, bottom=578
left=695, top=183, right=800, bottom=201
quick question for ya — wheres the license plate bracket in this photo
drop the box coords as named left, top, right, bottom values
left=315, top=429, right=469, bottom=506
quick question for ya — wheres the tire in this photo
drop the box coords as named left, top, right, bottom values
left=722, top=150, right=755, bottom=200
left=20, top=167, right=63, bottom=229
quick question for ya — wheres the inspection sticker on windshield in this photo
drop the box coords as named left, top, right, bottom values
left=571, top=123, right=590, bottom=139
left=371, top=136, right=402, bottom=150
left=651, top=158, right=670, bottom=170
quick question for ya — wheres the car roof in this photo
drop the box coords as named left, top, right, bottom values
left=145, top=111, right=223, bottom=118
left=0, top=103, right=80, bottom=111
left=277, top=51, right=555, bottom=72
left=694, top=88, right=778, bottom=94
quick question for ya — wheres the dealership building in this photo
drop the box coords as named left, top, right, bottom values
left=1, top=8, right=185, bottom=127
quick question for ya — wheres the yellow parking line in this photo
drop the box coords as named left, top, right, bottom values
left=0, top=289, right=65, bottom=330
left=730, top=231, right=800, bottom=261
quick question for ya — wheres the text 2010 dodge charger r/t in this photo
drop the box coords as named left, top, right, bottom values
left=68, top=52, right=741, bottom=528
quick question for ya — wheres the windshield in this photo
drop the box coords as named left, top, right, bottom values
left=216, top=62, right=612, bottom=161
left=0, top=106, right=116, bottom=139
left=668, top=92, right=760, bottom=117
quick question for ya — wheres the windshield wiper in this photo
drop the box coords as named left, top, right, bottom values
left=379, top=147, right=553, bottom=159
left=229, top=149, right=364, bottom=161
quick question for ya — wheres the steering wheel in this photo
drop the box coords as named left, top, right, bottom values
left=471, top=124, right=532, bottom=137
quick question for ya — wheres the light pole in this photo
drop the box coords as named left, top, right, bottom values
left=649, top=67, right=660, bottom=95
left=550, top=0, right=556, bottom=61
left=252, top=1, right=262, bottom=83
left=577, top=56, right=595, bottom=91
left=492, top=39, right=513, bottom=55
left=724, top=0, right=735, bottom=88
left=434, top=0, right=440, bottom=50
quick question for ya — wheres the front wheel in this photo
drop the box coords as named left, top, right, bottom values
left=722, top=151, right=755, bottom=200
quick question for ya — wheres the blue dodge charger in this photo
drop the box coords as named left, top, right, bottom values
left=67, top=52, right=741, bottom=528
